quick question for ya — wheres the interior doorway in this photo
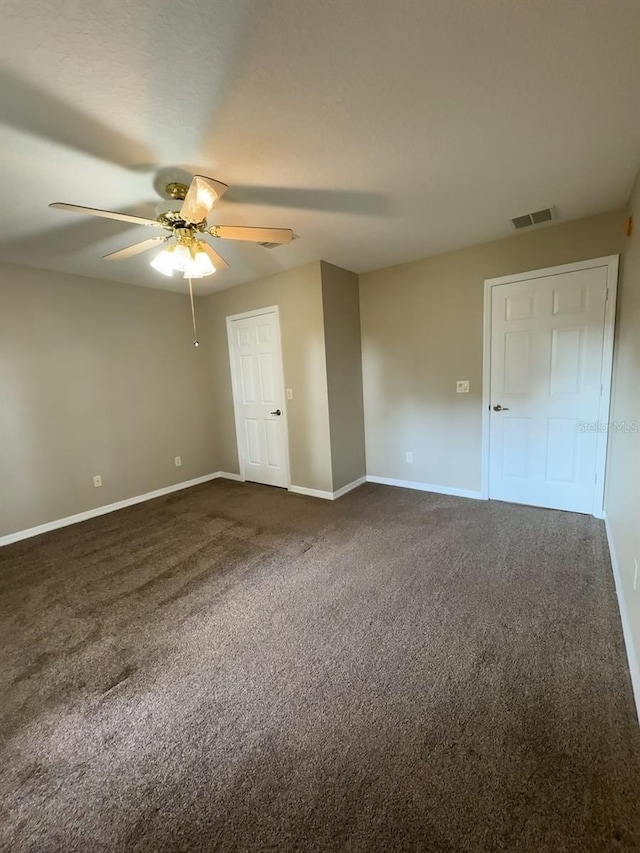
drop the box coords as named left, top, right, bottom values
left=482, top=256, right=619, bottom=516
left=227, top=306, right=290, bottom=488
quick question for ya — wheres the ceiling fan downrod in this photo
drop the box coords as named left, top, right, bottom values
left=187, top=277, right=199, bottom=348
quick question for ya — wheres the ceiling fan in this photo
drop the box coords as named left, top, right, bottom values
left=49, top=174, right=294, bottom=280
left=49, top=173, right=295, bottom=347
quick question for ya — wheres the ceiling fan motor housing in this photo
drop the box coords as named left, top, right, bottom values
left=155, top=199, right=206, bottom=231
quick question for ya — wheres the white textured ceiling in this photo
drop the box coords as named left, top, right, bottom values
left=1, top=0, right=639, bottom=294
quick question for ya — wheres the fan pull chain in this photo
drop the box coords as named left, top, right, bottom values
left=188, top=278, right=199, bottom=347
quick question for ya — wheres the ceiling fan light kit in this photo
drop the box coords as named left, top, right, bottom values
left=149, top=244, right=179, bottom=277
left=150, top=236, right=217, bottom=279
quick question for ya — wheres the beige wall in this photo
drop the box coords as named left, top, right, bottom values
left=321, top=262, right=366, bottom=491
left=202, top=262, right=334, bottom=493
left=606, top=175, right=640, bottom=698
left=0, top=262, right=218, bottom=537
left=359, top=210, right=626, bottom=491
left=2, top=206, right=633, bottom=539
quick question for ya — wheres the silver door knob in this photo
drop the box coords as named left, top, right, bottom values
left=493, top=404, right=510, bottom=412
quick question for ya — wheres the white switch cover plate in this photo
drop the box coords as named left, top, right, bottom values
left=286, top=388, right=293, bottom=400
left=406, top=451, right=413, bottom=463
left=93, top=475, right=102, bottom=488
left=174, top=456, right=182, bottom=467
left=456, top=380, right=470, bottom=393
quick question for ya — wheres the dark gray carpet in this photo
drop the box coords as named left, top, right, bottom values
left=1, top=481, right=639, bottom=852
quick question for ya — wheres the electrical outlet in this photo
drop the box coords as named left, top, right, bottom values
left=286, top=388, right=293, bottom=400
left=406, top=451, right=413, bottom=463
left=93, top=475, right=102, bottom=488
left=174, top=456, right=182, bottom=467
left=456, top=380, right=470, bottom=394
left=634, top=559, right=638, bottom=592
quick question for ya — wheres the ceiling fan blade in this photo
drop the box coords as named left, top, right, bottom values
left=49, top=203, right=164, bottom=229
left=209, top=225, right=293, bottom=244
left=102, top=236, right=170, bottom=261
left=180, top=176, right=229, bottom=222
left=199, top=241, right=229, bottom=271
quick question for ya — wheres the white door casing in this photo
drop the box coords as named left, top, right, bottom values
left=227, top=307, right=290, bottom=488
left=482, top=256, right=618, bottom=517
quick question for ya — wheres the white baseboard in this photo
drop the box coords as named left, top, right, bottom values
left=604, top=513, right=640, bottom=725
left=0, top=472, right=241, bottom=547
left=289, top=484, right=334, bottom=500
left=289, top=475, right=367, bottom=502
left=366, top=475, right=484, bottom=501
left=333, top=476, right=367, bottom=499
left=3, top=472, right=478, bottom=542
left=217, top=471, right=243, bottom=482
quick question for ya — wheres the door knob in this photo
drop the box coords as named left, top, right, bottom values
left=493, top=404, right=510, bottom=412
left=270, top=409, right=282, bottom=416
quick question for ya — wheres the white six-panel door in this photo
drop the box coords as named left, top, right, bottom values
left=228, top=309, right=289, bottom=488
left=488, top=263, right=614, bottom=514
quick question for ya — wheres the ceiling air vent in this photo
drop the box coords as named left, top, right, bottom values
left=511, top=207, right=555, bottom=230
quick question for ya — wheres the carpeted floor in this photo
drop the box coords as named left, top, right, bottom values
left=1, top=481, right=639, bottom=852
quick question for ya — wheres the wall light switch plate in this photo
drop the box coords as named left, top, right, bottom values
left=174, top=456, right=182, bottom=467
left=286, top=388, right=293, bottom=400
left=93, top=475, right=102, bottom=488
left=405, top=451, right=413, bottom=463
left=456, top=380, right=470, bottom=393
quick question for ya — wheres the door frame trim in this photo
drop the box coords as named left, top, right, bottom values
left=481, top=254, right=619, bottom=517
left=226, top=305, right=291, bottom=489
